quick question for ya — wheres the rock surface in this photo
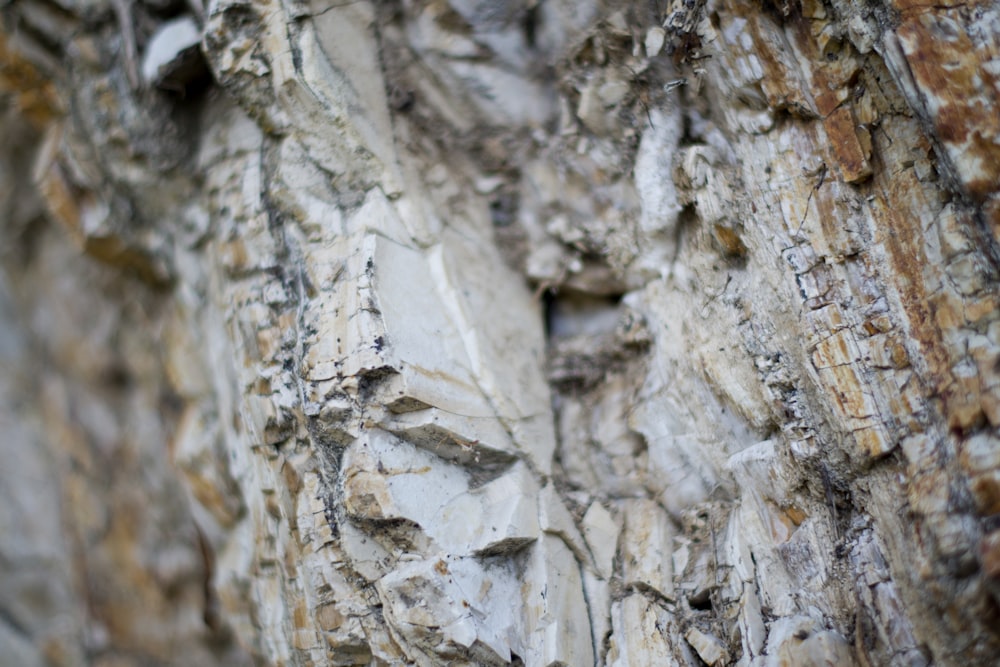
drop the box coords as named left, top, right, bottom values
left=2, top=0, right=1000, bottom=665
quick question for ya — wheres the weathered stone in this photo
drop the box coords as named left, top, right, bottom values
left=607, top=594, right=678, bottom=667
left=684, top=626, right=729, bottom=666
left=619, top=498, right=674, bottom=599
left=5, top=0, right=1000, bottom=664
left=581, top=501, right=620, bottom=580
left=141, top=15, right=204, bottom=88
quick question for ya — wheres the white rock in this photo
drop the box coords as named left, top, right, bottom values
left=581, top=501, right=620, bottom=579
left=338, top=518, right=394, bottom=582
left=738, top=584, right=768, bottom=659
left=608, top=594, right=678, bottom=667
left=539, top=483, right=593, bottom=568
left=142, top=16, right=200, bottom=84
left=645, top=26, right=667, bottom=57
left=445, top=60, right=556, bottom=126
left=520, top=535, right=594, bottom=667
left=299, top=1, right=403, bottom=192
left=376, top=554, right=520, bottom=663
left=620, top=498, right=675, bottom=599
left=467, top=462, right=540, bottom=554
left=372, top=238, right=488, bottom=417
left=766, top=616, right=855, bottom=667
left=635, top=108, right=684, bottom=234
left=525, top=240, right=567, bottom=284
left=474, top=175, right=505, bottom=194
left=726, top=439, right=790, bottom=503
left=340, top=432, right=472, bottom=551
left=685, top=627, right=729, bottom=666
left=432, top=227, right=557, bottom=473
left=577, top=76, right=607, bottom=134
left=598, top=78, right=631, bottom=107
left=628, top=389, right=718, bottom=517
left=556, top=398, right=602, bottom=490
left=583, top=568, right=612, bottom=662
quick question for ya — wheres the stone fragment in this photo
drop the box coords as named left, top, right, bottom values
left=381, top=407, right=518, bottom=466
left=636, top=108, right=684, bottom=235
left=737, top=584, right=767, bottom=659
left=635, top=426, right=716, bottom=518
left=376, top=554, right=520, bottom=664
left=645, top=27, right=666, bottom=57
left=582, top=568, right=612, bottom=662
left=725, top=440, right=789, bottom=502
left=581, top=501, right=620, bottom=579
left=823, top=105, right=872, bottom=183
left=620, top=498, right=674, bottom=599
left=607, top=594, right=678, bottom=667
left=769, top=617, right=856, bottom=667
left=684, top=627, right=729, bottom=666
left=341, top=433, right=469, bottom=540
left=539, top=483, right=593, bottom=568
left=432, top=227, right=558, bottom=473
left=464, top=462, right=540, bottom=555
left=673, top=536, right=715, bottom=606
left=577, top=77, right=607, bottom=134
left=141, top=16, right=206, bottom=89
left=895, top=8, right=1000, bottom=200
left=520, top=535, right=595, bottom=667
left=598, top=78, right=630, bottom=107
left=341, top=433, right=546, bottom=556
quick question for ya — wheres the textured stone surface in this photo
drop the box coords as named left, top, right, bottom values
left=3, top=0, right=1000, bottom=665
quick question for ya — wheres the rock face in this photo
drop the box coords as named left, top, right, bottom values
left=3, top=0, right=1000, bottom=665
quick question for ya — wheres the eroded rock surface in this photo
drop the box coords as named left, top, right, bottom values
left=3, top=0, right=1000, bottom=665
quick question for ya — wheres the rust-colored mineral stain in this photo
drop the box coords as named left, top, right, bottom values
left=942, top=373, right=984, bottom=432
left=84, top=235, right=171, bottom=286
left=853, top=426, right=893, bottom=459
left=294, top=602, right=310, bottom=629
left=889, top=339, right=910, bottom=369
left=282, top=460, right=303, bottom=496
left=713, top=223, right=747, bottom=257
left=980, top=529, right=1000, bottom=579
left=317, top=604, right=345, bottom=631
left=765, top=503, right=796, bottom=542
left=820, top=364, right=873, bottom=419
left=876, top=206, right=963, bottom=403
left=739, top=8, right=810, bottom=112
left=970, top=473, right=1000, bottom=516
left=785, top=505, right=808, bottom=525
left=812, top=330, right=854, bottom=369
left=823, top=106, right=872, bottom=183
left=897, top=11, right=1000, bottom=200
left=434, top=559, right=449, bottom=575
left=891, top=0, right=968, bottom=14
left=784, top=9, right=861, bottom=117
left=0, top=32, right=61, bottom=127
left=964, top=295, right=1000, bottom=326
left=982, top=389, right=1000, bottom=427
left=862, top=315, right=893, bottom=336
left=36, top=163, right=83, bottom=234
left=930, top=291, right=965, bottom=337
